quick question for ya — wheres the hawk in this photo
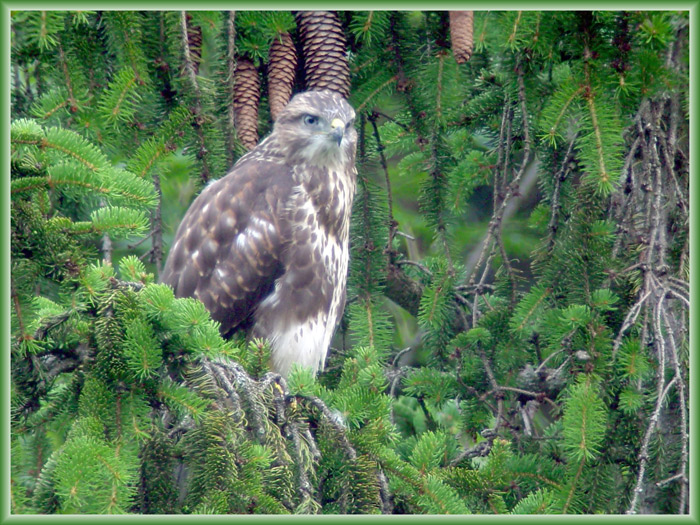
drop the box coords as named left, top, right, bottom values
left=161, top=90, right=357, bottom=377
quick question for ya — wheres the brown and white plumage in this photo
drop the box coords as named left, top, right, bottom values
left=160, top=90, right=357, bottom=377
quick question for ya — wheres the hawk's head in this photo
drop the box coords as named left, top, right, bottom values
left=273, top=90, right=357, bottom=168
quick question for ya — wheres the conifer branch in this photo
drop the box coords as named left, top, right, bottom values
left=200, top=358, right=244, bottom=424
left=655, top=473, right=684, bottom=488
left=377, top=470, right=393, bottom=514
left=368, top=112, right=397, bottom=262
left=645, top=110, right=666, bottom=274
left=370, top=447, right=468, bottom=514
left=664, top=21, right=686, bottom=154
left=210, top=358, right=268, bottom=442
left=626, top=293, right=668, bottom=514
left=562, top=456, right=586, bottom=514
left=384, top=264, right=423, bottom=317
left=476, top=343, right=505, bottom=431
left=395, top=259, right=433, bottom=277
left=388, top=12, right=427, bottom=145
left=298, top=395, right=357, bottom=461
left=493, top=96, right=510, bottom=211
left=508, top=11, right=523, bottom=48
left=101, top=232, right=113, bottom=264
left=658, top=138, right=687, bottom=217
left=513, top=64, right=533, bottom=194
left=426, top=52, right=454, bottom=273
left=179, top=12, right=202, bottom=105
left=288, top=418, right=316, bottom=511
left=663, top=286, right=689, bottom=310
left=10, top=283, right=27, bottom=339
left=660, top=307, right=689, bottom=513
left=468, top=65, right=531, bottom=291
left=56, top=41, right=78, bottom=113
left=547, top=134, right=577, bottom=252
left=501, top=102, right=514, bottom=199
left=496, top=228, right=516, bottom=306
left=150, top=173, right=163, bottom=276
left=355, top=75, right=398, bottom=114
left=449, top=439, right=493, bottom=466
left=548, top=86, right=584, bottom=143
left=471, top=248, right=496, bottom=326
left=32, top=309, right=74, bottom=341
left=225, top=11, right=236, bottom=166
left=179, top=11, right=210, bottom=183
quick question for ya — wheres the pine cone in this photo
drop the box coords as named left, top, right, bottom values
left=268, top=32, right=298, bottom=121
left=449, top=11, right=474, bottom=64
left=295, top=11, right=350, bottom=98
left=234, top=57, right=261, bottom=150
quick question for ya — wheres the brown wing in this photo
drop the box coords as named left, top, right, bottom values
left=160, top=158, right=293, bottom=336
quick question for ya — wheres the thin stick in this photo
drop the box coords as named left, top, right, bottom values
left=369, top=114, right=397, bottom=258
left=395, top=259, right=433, bottom=276
left=467, top=66, right=532, bottom=288
left=547, top=134, right=578, bottom=252
left=627, top=293, right=668, bottom=514
left=612, top=290, right=651, bottom=357
left=661, top=306, right=689, bottom=513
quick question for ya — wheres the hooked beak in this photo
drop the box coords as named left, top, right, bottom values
left=329, top=118, right=344, bottom=146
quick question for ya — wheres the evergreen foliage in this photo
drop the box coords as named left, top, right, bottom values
left=10, top=10, right=689, bottom=515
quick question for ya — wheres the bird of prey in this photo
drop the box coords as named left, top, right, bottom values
left=161, top=90, right=357, bottom=377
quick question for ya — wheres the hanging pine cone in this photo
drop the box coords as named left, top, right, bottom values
left=295, top=11, right=350, bottom=98
left=449, top=11, right=474, bottom=64
left=233, top=56, right=261, bottom=150
left=268, top=32, right=298, bottom=121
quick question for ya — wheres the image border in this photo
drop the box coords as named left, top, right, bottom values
left=1, top=2, right=697, bottom=523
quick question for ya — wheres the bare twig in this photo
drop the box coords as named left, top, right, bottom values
left=471, top=247, right=497, bottom=326
left=377, top=470, right=393, bottom=514
left=32, top=309, right=74, bottom=342
left=493, top=95, right=510, bottom=212
left=450, top=439, right=493, bottom=466
left=395, top=230, right=415, bottom=241
left=126, top=230, right=154, bottom=250
left=101, top=233, right=112, bottom=264
left=534, top=347, right=565, bottom=374
left=664, top=287, right=689, bottom=310
left=151, top=172, right=163, bottom=277
left=547, top=134, right=578, bottom=252
left=368, top=112, right=395, bottom=259
left=467, top=64, right=532, bottom=290
left=496, top=232, right=516, bottom=306
left=612, top=290, right=651, bottom=358
left=476, top=344, right=504, bottom=430
left=661, top=306, right=689, bottom=513
left=395, top=259, right=433, bottom=276
left=627, top=293, right=668, bottom=514
left=655, top=473, right=684, bottom=488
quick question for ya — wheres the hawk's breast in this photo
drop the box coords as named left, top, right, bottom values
left=253, top=163, right=356, bottom=377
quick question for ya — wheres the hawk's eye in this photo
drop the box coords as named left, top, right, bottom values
left=346, top=118, right=355, bottom=129
left=303, top=115, right=319, bottom=126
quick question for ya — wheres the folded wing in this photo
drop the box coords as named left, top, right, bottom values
left=160, top=159, right=293, bottom=336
